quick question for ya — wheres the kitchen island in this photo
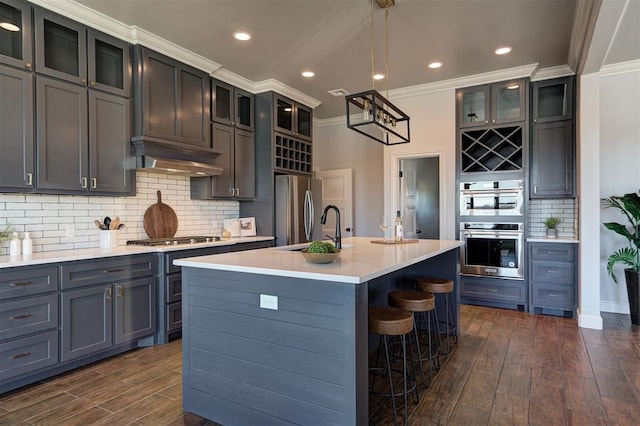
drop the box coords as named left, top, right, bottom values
left=175, top=237, right=463, bottom=425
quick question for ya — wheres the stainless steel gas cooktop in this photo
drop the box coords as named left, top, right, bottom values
left=126, top=236, right=220, bottom=246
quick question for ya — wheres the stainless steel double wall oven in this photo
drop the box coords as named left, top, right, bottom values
left=459, top=180, right=524, bottom=279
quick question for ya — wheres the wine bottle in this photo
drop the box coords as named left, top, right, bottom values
left=394, top=211, right=404, bottom=242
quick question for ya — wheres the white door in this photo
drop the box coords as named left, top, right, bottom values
left=317, top=168, right=354, bottom=238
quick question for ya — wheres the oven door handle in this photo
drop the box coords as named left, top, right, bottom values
left=462, top=232, right=522, bottom=238
left=460, top=189, right=522, bottom=195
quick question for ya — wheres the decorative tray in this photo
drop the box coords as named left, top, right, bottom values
left=370, top=239, right=419, bottom=245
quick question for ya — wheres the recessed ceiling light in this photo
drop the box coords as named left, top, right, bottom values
left=0, top=22, right=20, bottom=32
left=495, top=46, right=512, bottom=55
left=373, top=73, right=385, bottom=80
left=233, top=31, right=251, bottom=41
left=428, top=62, right=442, bottom=69
left=301, top=71, right=315, bottom=78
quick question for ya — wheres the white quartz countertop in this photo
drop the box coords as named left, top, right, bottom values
left=0, top=236, right=274, bottom=269
left=174, top=237, right=464, bottom=284
left=527, top=237, right=579, bottom=243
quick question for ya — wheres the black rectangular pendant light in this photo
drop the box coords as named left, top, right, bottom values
left=346, top=89, right=410, bottom=145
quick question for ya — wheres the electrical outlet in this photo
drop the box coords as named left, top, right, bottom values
left=260, top=294, right=278, bottom=310
left=65, top=224, right=75, bottom=238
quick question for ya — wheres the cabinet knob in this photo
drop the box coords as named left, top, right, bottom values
left=91, top=178, right=97, bottom=189
left=82, top=177, right=88, bottom=188
left=82, top=79, right=87, bottom=84
left=485, top=120, right=489, bottom=124
left=229, top=188, right=234, bottom=196
left=26, top=173, right=33, bottom=186
left=105, top=287, right=112, bottom=299
left=90, top=81, right=96, bottom=87
left=25, top=62, right=32, bottom=69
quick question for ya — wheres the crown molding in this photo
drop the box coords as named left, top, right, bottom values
left=600, top=59, right=640, bottom=76
left=315, top=115, right=346, bottom=128
left=531, top=65, right=576, bottom=81
left=390, top=63, right=540, bottom=101
left=253, top=79, right=322, bottom=108
left=27, top=0, right=133, bottom=42
left=131, top=27, right=222, bottom=73
left=211, top=69, right=256, bottom=93
left=567, top=0, right=601, bottom=73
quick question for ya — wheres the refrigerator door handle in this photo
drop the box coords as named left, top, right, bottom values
left=304, top=189, right=313, bottom=241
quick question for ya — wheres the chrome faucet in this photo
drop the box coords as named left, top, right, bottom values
left=320, top=205, right=341, bottom=249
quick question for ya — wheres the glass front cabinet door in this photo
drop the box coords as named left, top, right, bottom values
left=491, top=80, right=526, bottom=125
left=458, top=85, right=490, bottom=128
left=532, top=76, right=574, bottom=123
left=0, top=0, right=32, bottom=70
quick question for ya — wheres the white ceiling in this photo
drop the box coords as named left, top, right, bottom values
left=68, top=0, right=639, bottom=119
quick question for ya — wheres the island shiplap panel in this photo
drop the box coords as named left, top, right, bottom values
left=182, top=268, right=364, bottom=426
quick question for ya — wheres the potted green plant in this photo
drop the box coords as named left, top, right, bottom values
left=0, top=223, right=14, bottom=245
left=601, top=191, right=640, bottom=325
left=544, top=216, right=560, bottom=238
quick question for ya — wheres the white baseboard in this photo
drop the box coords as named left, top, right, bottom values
left=577, top=309, right=603, bottom=330
left=600, top=300, right=630, bottom=314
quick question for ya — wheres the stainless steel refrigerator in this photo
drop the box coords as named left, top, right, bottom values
left=275, top=175, right=323, bottom=246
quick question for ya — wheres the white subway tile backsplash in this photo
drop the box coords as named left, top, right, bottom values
left=0, top=172, right=239, bottom=255
left=529, top=197, right=579, bottom=238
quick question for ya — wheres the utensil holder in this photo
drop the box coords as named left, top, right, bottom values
left=100, top=230, right=119, bottom=249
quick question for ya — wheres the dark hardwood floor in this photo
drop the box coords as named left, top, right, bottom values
left=1, top=305, right=639, bottom=425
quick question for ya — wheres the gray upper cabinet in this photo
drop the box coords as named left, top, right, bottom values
left=212, top=78, right=254, bottom=131
left=0, top=0, right=33, bottom=70
left=530, top=120, right=574, bottom=198
left=34, top=8, right=87, bottom=86
left=457, top=79, right=527, bottom=128
left=133, top=46, right=210, bottom=148
left=36, top=76, right=131, bottom=194
left=530, top=76, right=576, bottom=198
left=274, top=93, right=312, bottom=141
left=532, top=76, right=574, bottom=123
left=34, top=8, right=130, bottom=97
left=191, top=122, right=255, bottom=200
left=0, top=64, right=33, bottom=190
left=36, top=76, right=88, bottom=191
left=89, top=90, right=132, bottom=193
left=87, top=29, right=131, bottom=98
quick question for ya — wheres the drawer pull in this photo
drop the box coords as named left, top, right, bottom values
left=117, top=285, right=123, bottom=297
left=106, top=287, right=112, bottom=300
left=11, top=352, right=31, bottom=360
left=10, top=281, right=32, bottom=287
left=486, top=288, right=498, bottom=293
left=547, top=293, right=559, bottom=297
left=10, top=314, right=33, bottom=320
left=103, top=268, right=124, bottom=273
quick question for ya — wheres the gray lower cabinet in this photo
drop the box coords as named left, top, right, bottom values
left=459, top=275, right=527, bottom=311
left=0, top=265, right=59, bottom=384
left=528, top=242, right=577, bottom=317
left=60, top=255, right=157, bottom=361
left=0, top=64, right=34, bottom=190
left=191, top=122, right=255, bottom=200
left=530, top=120, right=574, bottom=198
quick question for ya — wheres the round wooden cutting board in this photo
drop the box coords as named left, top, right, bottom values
left=143, top=190, right=178, bottom=239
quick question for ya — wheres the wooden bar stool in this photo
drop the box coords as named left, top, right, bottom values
left=369, top=306, right=418, bottom=426
left=415, top=277, right=457, bottom=354
left=387, top=290, right=439, bottom=387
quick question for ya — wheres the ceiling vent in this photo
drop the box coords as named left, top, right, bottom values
left=328, top=88, right=350, bottom=97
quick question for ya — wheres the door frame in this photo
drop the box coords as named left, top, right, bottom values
left=389, top=150, right=447, bottom=241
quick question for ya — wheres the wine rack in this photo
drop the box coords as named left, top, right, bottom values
left=274, top=133, right=312, bottom=175
left=460, top=126, right=523, bottom=173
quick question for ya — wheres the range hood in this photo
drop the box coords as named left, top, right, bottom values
left=131, top=137, right=223, bottom=177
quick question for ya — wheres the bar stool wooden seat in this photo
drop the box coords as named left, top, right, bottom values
left=387, top=290, right=439, bottom=387
left=415, top=277, right=457, bottom=354
left=368, top=307, right=417, bottom=426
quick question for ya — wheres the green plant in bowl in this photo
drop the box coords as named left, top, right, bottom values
left=302, top=241, right=340, bottom=263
